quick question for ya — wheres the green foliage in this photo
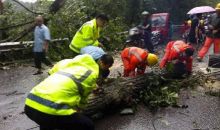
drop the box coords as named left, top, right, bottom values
left=141, top=76, right=180, bottom=108
left=48, top=0, right=86, bottom=40
left=2, top=0, right=220, bottom=41
left=2, top=0, right=220, bottom=58
left=102, top=17, right=128, bottom=50
left=141, top=0, right=220, bottom=23
left=0, top=0, right=51, bottom=41
left=139, top=71, right=209, bottom=109
left=48, top=40, right=73, bottom=61
left=49, top=0, right=130, bottom=52
left=82, top=0, right=128, bottom=18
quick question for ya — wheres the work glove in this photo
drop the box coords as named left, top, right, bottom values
left=93, top=85, right=104, bottom=95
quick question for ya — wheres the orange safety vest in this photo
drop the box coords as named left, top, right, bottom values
left=168, top=41, right=190, bottom=61
left=121, top=47, right=148, bottom=69
left=160, top=41, right=193, bottom=72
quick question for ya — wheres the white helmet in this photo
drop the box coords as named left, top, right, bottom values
left=141, top=11, right=150, bottom=16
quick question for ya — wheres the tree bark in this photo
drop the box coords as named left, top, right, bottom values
left=84, top=74, right=154, bottom=116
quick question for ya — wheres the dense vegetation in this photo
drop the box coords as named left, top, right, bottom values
left=0, top=0, right=216, bottom=108
left=0, top=0, right=219, bottom=51
left=0, top=0, right=219, bottom=41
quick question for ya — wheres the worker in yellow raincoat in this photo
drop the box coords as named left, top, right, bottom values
left=69, top=14, right=109, bottom=56
left=24, top=54, right=114, bottom=130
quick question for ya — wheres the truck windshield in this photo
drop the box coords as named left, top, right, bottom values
left=152, top=15, right=166, bottom=27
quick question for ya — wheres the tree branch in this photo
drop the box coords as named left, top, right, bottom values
left=13, top=23, right=36, bottom=42
left=49, top=0, right=66, bottom=13
left=2, top=0, right=66, bottom=42
left=0, top=20, right=34, bottom=31
left=11, top=0, right=43, bottom=15
left=0, top=38, right=13, bottom=43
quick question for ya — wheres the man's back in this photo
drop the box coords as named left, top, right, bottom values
left=80, top=46, right=105, bottom=60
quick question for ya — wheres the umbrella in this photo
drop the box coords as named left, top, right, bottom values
left=187, top=6, right=215, bottom=14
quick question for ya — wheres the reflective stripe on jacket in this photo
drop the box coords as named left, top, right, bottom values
left=25, top=54, right=99, bottom=115
left=69, top=19, right=100, bottom=53
left=160, top=41, right=193, bottom=72
left=48, top=59, right=74, bottom=75
left=121, top=47, right=148, bottom=74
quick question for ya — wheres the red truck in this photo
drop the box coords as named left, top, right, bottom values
left=151, top=13, right=172, bottom=44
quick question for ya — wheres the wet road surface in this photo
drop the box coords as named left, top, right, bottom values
left=0, top=53, right=219, bottom=130
left=95, top=91, right=220, bottom=130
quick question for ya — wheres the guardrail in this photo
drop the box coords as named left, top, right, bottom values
left=0, top=38, right=70, bottom=62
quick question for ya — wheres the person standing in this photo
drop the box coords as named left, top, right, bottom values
left=188, top=14, right=202, bottom=45
left=141, top=11, right=154, bottom=53
left=33, top=15, right=52, bottom=75
left=197, top=3, right=220, bottom=61
left=69, top=14, right=109, bottom=56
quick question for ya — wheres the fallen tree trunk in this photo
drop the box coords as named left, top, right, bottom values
left=83, top=70, right=210, bottom=116
left=84, top=74, right=152, bottom=116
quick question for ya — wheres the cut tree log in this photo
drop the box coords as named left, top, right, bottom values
left=83, top=73, right=153, bottom=116
left=83, top=70, right=210, bottom=116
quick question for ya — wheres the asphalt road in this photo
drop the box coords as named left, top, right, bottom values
left=0, top=49, right=219, bottom=130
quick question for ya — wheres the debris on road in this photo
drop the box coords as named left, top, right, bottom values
left=120, top=108, right=135, bottom=115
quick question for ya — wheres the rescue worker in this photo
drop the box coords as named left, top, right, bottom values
left=49, top=46, right=113, bottom=81
left=121, top=47, right=158, bottom=77
left=141, top=11, right=155, bottom=53
left=69, top=14, right=109, bottom=56
left=160, top=40, right=194, bottom=76
left=24, top=54, right=114, bottom=130
left=188, top=14, right=202, bottom=45
left=197, top=3, right=220, bottom=61
left=80, top=46, right=111, bottom=79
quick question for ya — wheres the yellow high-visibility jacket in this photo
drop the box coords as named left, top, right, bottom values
left=69, top=19, right=101, bottom=53
left=25, top=54, right=99, bottom=115
left=48, top=59, right=75, bottom=75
